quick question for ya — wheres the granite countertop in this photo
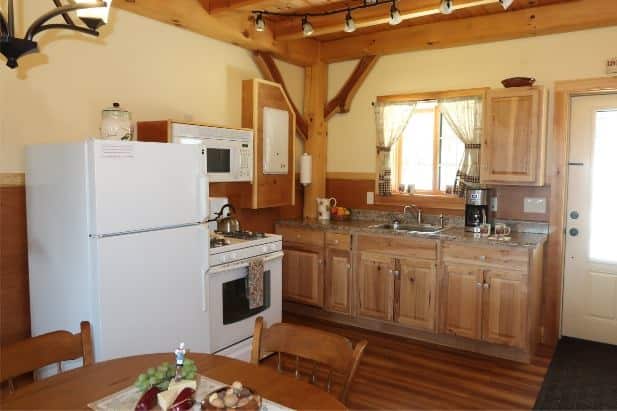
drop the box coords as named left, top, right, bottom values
left=276, top=219, right=547, bottom=249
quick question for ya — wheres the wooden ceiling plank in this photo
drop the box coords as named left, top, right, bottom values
left=325, top=55, right=379, bottom=119
left=319, top=0, right=617, bottom=62
left=209, top=0, right=274, bottom=15
left=273, top=0, right=498, bottom=41
left=113, top=0, right=319, bottom=66
left=253, top=51, right=310, bottom=139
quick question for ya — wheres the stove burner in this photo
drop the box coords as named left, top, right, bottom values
left=210, top=237, right=230, bottom=248
left=220, top=230, right=266, bottom=240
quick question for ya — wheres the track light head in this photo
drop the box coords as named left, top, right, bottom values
left=388, top=1, right=401, bottom=25
left=254, top=12, right=265, bottom=32
left=499, top=0, right=514, bottom=10
left=302, top=16, right=314, bottom=36
left=439, top=0, right=453, bottom=14
left=344, top=10, right=356, bottom=33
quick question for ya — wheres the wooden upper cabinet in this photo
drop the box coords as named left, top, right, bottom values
left=396, top=258, right=436, bottom=331
left=481, top=86, right=547, bottom=185
left=482, top=270, right=528, bottom=348
left=282, top=248, right=323, bottom=307
left=357, top=252, right=395, bottom=321
left=324, top=247, right=351, bottom=314
left=243, top=79, right=296, bottom=208
left=444, top=264, right=483, bottom=340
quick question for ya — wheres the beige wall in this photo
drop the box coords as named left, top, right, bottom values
left=0, top=4, right=304, bottom=172
left=327, top=26, right=617, bottom=173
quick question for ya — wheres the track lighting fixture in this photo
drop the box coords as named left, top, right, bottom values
left=254, top=12, right=265, bottom=32
left=499, top=0, right=514, bottom=9
left=388, top=1, right=401, bottom=25
left=439, top=0, right=454, bottom=15
left=251, top=0, right=512, bottom=37
left=302, top=16, right=314, bottom=36
left=344, top=10, right=356, bottom=33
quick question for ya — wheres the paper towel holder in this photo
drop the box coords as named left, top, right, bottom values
left=300, top=153, right=312, bottom=186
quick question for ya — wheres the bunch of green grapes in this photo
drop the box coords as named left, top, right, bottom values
left=133, top=359, right=198, bottom=392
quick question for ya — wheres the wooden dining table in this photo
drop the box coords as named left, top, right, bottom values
left=1, top=353, right=346, bottom=410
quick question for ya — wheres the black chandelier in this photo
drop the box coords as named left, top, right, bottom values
left=0, top=0, right=112, bottom=69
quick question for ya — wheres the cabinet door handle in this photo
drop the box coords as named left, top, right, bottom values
left=409, top=277, right=415, bottom=283
left=392, top=270, right=400, bottom=278
left=479, top=255, right=486, bottom=261
left=483, top=282, right=490, bottom=289
left=476, top=282, right=483, bottom=288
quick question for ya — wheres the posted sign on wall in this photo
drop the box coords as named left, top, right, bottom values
left=608, top=57, right=617, bottom=76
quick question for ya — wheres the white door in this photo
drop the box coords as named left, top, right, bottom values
left=89, top=140, right=208, bottom=235
left=562, top=93, right=617, bottom=345
left=93, top=224, right=210, bottom=361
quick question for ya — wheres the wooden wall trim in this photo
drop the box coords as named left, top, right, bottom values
left=377, top=87, right=489, bottom=103
left=0, top=173, right=25, bottom=187
left=326, top=172, right=375, bottom=180
left=545, top=76, right=617, bottom=345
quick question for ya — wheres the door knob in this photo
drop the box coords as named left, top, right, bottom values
left=569, top=228, right=579, bottom=237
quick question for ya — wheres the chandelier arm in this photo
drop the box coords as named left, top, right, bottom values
left=52, top=0, right=76, bottom=26
left=25, top=1, right=106, bottom=41
left=31, top=23, right=100, bottom=38
left=0, top=11, right=7, bottom=36
left=7, top=0, right=14, bottom=36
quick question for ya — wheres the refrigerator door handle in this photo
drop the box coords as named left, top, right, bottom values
left=202, top=269, right=210, bottom=312
left=198, top=172, right=209, bottom=223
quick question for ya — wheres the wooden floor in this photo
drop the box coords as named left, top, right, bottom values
left=264, top=312, right=553, bottom=410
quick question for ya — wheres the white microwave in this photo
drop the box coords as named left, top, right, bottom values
left=171, top=123, right=253, bottom=182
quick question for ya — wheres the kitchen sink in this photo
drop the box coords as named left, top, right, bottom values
left=367, top=223, right=445, bottom=234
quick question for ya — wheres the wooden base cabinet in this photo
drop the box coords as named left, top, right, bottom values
left=282, top=248, right=323, bottom=307
left=357, top=252, right=395, bottom=321
left=324, top=247, right=352, bottom=314
left=397, top=258, right=437, bottom=331
left=443, top=264, right=483, bottom=339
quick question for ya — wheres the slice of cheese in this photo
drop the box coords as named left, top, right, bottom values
left=157, top=380, right=197, bottom=410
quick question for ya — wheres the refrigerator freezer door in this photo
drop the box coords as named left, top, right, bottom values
left=89, top=140, right=208, bottom=236
left=93, top=224, right=210, bottom=361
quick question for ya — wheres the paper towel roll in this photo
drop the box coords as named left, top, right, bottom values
left=300, top=153, right=312, bottom=186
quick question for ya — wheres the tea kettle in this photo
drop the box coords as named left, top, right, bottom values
left=214, top=204, right=240, bottom=234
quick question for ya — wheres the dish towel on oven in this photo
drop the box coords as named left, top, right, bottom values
left=248, top=258, right=264, bottom=309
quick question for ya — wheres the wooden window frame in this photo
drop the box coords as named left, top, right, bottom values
left=375, top=87, right=488, bottom=211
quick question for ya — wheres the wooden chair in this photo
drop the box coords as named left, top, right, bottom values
left=0, top=321, right=93, bottom=392
left=250, top=316, right=367, bottom=404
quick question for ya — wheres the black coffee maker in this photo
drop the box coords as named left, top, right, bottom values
left=465, top=188, right=492, bottom=232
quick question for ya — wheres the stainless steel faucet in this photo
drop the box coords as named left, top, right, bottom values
left=403, top=205, right=422, bottom=224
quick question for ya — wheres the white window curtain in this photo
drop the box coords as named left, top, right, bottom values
left=439, top=97, right=483, bottom=196
left=374, top=101, right=417, bottom=195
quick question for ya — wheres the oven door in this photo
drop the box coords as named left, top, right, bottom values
left=207, top=251, right=283, bottom=353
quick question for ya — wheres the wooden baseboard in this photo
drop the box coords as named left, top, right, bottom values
left=0, top=173, right=25, bottom=187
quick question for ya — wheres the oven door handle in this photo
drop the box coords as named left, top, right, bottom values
left=207, top=251, right=284, bottom=273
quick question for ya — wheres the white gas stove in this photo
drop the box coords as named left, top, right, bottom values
left=209, top=231, right=282, bottom=266
left=205, top=229, right=283, bottom=362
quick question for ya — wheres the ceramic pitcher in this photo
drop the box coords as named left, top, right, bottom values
left=316, top=197, right=337, bottom=220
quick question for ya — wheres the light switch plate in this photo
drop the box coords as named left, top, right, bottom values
left=524, top=197, right=547, bottom=214
left=491, top=196, right=498, bottom=212
left=367, top=192, right=374, bottom=205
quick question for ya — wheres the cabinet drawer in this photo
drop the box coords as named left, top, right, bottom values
left=442, top=242, right=529, bottom=271
left=276, top=226, right=324, bottom=247
left=356, top=235, right=437, bottom=260
left=325, top=232, right=351, bottom=250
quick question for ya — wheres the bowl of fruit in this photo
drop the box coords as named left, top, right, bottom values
left=202, top=381, right=260, bottom=411
left=330, top=206, right=352, bottom=221
left=134, top=359, right=199, bottom=411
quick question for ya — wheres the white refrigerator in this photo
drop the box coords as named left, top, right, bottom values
left=26, top=139, right=210, bottom=370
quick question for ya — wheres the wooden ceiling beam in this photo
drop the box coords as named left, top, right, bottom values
left=113, top=0, right=319, bottom=66
left=273, top=0, right=498, bottom=41
left=325, top=55, right=379, bottom=119
left=319, top=0, right=617, bottom=62
left=253, top=52, right=309, bottom=139
left=208, top=0, right=272, bottom=16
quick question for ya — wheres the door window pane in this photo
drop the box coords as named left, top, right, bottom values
left=589, top=110, right=617, bottom=263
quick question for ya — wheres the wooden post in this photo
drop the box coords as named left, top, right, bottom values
left=303, top=62, right=328, bottom=219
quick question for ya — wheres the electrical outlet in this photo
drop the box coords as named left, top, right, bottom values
left=366, top=192, right=374, bottom=205
left=490, top=196, right=498, bottom=212
left=524, top=197, right=547, bottom=214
